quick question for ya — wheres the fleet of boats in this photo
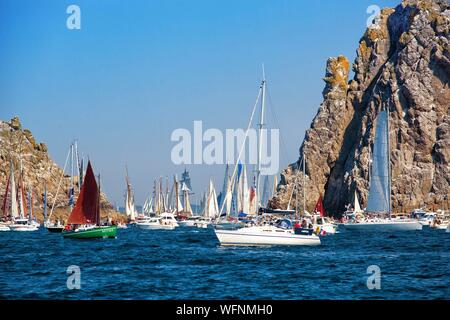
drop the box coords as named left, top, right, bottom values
left=1, top=75, right=448, bottom=245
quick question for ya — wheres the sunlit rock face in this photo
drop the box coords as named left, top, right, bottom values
left=270, top=0, right=449, bottom=215
left=0, top=117, right=121, bottom=222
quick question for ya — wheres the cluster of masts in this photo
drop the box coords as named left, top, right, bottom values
left=124, top=164, right=278, bottom=223
left=125, top=170, right=194, bottom=221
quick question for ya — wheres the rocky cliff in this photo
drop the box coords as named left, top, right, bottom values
left=270, top=0, right=449, bottom=215
left=0, top=117, right=124, bottom=223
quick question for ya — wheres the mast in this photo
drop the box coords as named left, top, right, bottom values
left=387, top=101, right=392, bottom=217
left=43, top=183, right=48, bottom=222
left=256, top=64, right=266, bottom=208
left=303, top=149, right=306, bottom=215
left=97, top=174, right=101, bottom=226
left=175, top=176, right=179, bottom=214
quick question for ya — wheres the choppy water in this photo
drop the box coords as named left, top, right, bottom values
left=0, top=226, right=448, bottom=299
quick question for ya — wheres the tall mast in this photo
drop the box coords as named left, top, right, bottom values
left=70, top=143, right=74, bottom=211
left=43, top=182, right=47, bottom=222
left=97, top=174, right=101, bottom=226
left=387, top=100, right=392, bottom=217
left=303, top=149, right=306, bottom=215
left=175, top=176, right=179, bottom=213
left=256, top=64, right=266, bottom=208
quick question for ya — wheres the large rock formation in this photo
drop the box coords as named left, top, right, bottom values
left=270, top=0, right=449, bottom=215
left=0, top=117, right=124, bottom=223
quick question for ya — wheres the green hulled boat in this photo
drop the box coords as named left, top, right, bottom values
left=62, top=161, right=117, bottom=240
left=63, top=225, right=117, bottom=239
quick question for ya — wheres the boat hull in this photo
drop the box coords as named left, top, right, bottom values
left=343, top=220, right=422, bottom=231
left=46, top=226, right=65, bottom=233
left=62, top=226, right=117, bottom=239
left=136, top=223, right=175, bottom=230
left=9, top=224, right=39, bottom=232
left=214, top=227, right=321, bottom=246
left=178, top=220, right=197, bottom=227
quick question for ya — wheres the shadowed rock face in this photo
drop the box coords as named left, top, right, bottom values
left=0, top=117, right=123, bottom=222
left=270, top=0, right=449, bottom=215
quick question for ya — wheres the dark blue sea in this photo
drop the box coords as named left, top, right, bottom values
left=0, top=226, right=448, bottom=299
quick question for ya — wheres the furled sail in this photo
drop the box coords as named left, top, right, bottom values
left=67, top=161, right=100, bottom=225
left=366, top=110, right=390, bottom=213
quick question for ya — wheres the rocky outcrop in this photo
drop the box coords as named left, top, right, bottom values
left=270, top=0, right=449, bottom=215
left=0, top=117, right=124, bottom=222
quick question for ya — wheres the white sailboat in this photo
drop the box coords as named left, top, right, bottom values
left=213, top=68, right=320, bottom=246
left=45, top=142, right=79, bottom=232
left=136, top=177, right=179, bottom=230
left=125, top=167, right=138, bottom=223
left=8, top=160, right=39, bottom=232
left=343, top=108, right=422, bottom=231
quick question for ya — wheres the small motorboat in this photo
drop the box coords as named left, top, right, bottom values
left=136, top=213, right=179, bottom=230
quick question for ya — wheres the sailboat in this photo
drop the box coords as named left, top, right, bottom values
left=136, top=177, right=179, bottom=230
left=214, top=68, right=320, bottom=246
left=62, top=161, right=117, bottom=239
left=45, top=142, right=80, bottom=232
left=311, top=196, right=337, bottom=235
left=7, top=160, right=39, bottom=232
left=125, top=167, right=138, bottom=223
left=343, top=108, right=422, bottom=231
left=194, top=179, right=217, bottom=228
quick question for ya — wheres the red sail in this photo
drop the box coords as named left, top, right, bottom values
left=314, top=196, right=327, bottom=217
left=66, top=161, right=99, bottom=225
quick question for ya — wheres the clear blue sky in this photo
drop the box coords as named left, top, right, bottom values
left=0, top=0, right=399, bottom=207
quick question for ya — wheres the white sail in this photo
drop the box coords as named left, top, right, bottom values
left=205, top=179, right=219, bottom=219
left=366, top=110, right=390, bottom=213
left=261, top=175, right=270, bottom=208
left=181, top=182, right=192, bottom=215
left=354, top=190, right=362, bottom=213
left=175, top=180, right=184, bottom=212
left=125, top=184, right=136, bottom=221
left=224, top=176, right=233, bottom=215
left=218, top=164, right=229, bottom=209
left=9, top=161, right=19, bottom=219
left=272, top=175, right=278, bottom=197
left=17, top=161, right=26, bottom=219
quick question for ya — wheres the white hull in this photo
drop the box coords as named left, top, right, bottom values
left=136, top=223, right=175, bottom=230
left=314, top=223, right=338, bottom=234
left=343, top=220, right=422, bottom=231
left=0, top=225, right=10, bottom=231
left=196, top=221, right=209, bottom=229
left=214, top=226, right=321, bottom=246
left=431, top=224, right=448, bottom=230
left=178, top=220, right=198, bottom=228
left=9, top=224, right=39, bottom=232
